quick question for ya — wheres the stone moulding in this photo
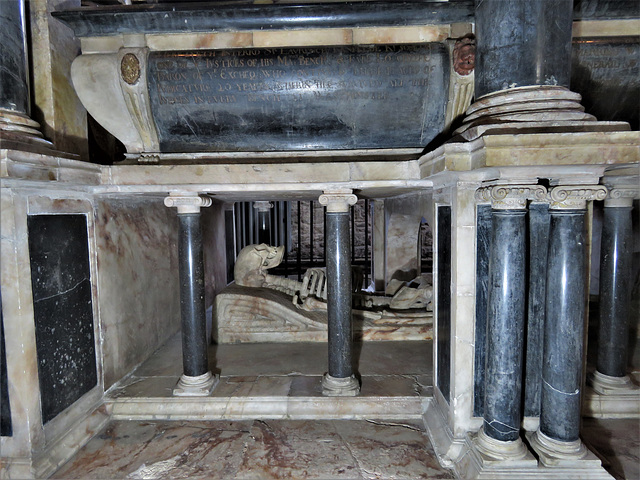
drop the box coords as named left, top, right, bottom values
left=474, top=184, right=548, bottom=209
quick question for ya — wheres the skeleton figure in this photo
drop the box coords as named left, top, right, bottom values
left=233, top=244, right=432, bottom=312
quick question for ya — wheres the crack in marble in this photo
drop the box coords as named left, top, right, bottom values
left=365, top=419, right=423, bottom=432
left=34, top=277, right=88, bottom=303
left=543, top=379, right=579, bottom=396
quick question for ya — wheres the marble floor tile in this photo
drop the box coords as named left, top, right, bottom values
left=51, top=420, right=254, bottom=480
left=52, top=419, right=455, bottom=480
left=582, top=418, right=640, bottom=480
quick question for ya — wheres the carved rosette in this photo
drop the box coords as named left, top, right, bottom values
left=121, top=53, right=141, bottom=85
left=164, top=193, right=212, bottom=214
left=475, top=185, right=547, bottom=209
left=118, top=47, right=160, bottom=155
left=548, top=185, right=607, bottom=210
left=318, top=191, right=358, bottom=213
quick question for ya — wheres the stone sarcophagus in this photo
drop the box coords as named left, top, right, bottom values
left=53, top=2, right=476, bottom=162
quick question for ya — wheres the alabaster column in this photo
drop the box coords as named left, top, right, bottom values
left=474, top=185, right=545, bottom=462
left=165, top=193, right=218, bottom=396
left=319, top=190, right=360, bottom=396
left=531, top=185, right=608, bottom=464
left=592, top=186, right=638, bottom=394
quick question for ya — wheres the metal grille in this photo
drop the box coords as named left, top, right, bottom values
left=231, top=200, right=372, bottom=287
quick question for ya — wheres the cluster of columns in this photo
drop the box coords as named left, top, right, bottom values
left=164, top=190, right=361, bottom=397
left=475, top=183, right=611, bottom=466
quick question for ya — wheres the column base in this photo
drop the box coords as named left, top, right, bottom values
left=322, top=373, right=360, bottom=397
left=474, top=427, right=533, bottom=462
left=527, top=430, right=600, bottom=467
left=589, top=371, right=639, bottom=396
left=173, top=371, right=218, bottom=397
left=454, top=429, right=537, bottom=479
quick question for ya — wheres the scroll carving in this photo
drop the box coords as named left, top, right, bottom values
left=475, top=185, right=547, bottom=209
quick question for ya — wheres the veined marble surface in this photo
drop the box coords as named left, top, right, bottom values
left=94, top=197, right=181, bottom=389
left=51, top=419, right=453, bottom=480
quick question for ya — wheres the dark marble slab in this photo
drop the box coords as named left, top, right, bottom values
left=0, top=299, right=11, bottom=437
left=572, top=37, right=639, bottom=130
left=147, top=44, right=449, bottom=152
left=436, top=205, right=451, bottom=403
left=473, top=204, right=491, bottom=418
left=53, top=1, right=474, bottom=37
left=27, top=215, right=97, bottom=424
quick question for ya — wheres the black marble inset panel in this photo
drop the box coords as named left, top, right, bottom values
left=147, top=44, right=449, bottom=152
left=27, top=215, right=97, bottom=425
left=436, top=205, right=451, bottom=403
left=1, top=296, right=12, bottom=437
left=524, top=203, right=550, bottom=417
left=572, top=37, right=639, bottom=130
left=473, top=205, right=491, bottom=417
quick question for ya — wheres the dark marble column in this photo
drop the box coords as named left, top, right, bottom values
left=473, top=185, right=546, bottom=463
left=524, top=203, right=550, bottom=417
left=592, top=187, right=638, bottom=394
left=483, top=208, right=527, bottom=442
left=540, top=209, right=586, bottom=442
left=532, top=185, right=607, bottom=463
left=319, top=191, right=359, bottom=396
left=165, top=193, right=218, bottom=396
left=0, top=0, right=29, bottom=115
left=254, top=201, right=273, bottom=245
left=474, top=0, right=574, bottom=97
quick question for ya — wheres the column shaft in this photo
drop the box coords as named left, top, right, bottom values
left=484, top=208, right=527, bottom=442
left=257, top=210, right=271, bottom=245
left=0, top=0, right=29, bottom=114
left=540, top=209, right=587, bottom=442
left=597, top=205, right=633, bottom=377
left=474, top=0, right=573, bottom=98
left=177, top=213, right=209, bottom=377
left=326, top=211, right=353, bottom=378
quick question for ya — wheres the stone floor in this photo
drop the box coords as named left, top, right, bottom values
left=52, top=419, right=453, bottom=479
left=49, top=336, right=640, bottom=479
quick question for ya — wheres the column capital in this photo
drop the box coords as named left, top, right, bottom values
left=475, top=185, right=547, bottom=209
left=164, top=192, right=212, bottom=214
left=319, top=190, right=358, bottom=213
left=253, top=201, right=274, bottom=212
left=604, top=186, right=638, bottom=208
left=548, top=185, right=607, bottom=210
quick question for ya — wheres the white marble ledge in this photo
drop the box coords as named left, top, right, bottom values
left=583, top=387, right=640, bottom=419
left=107, top=395, right=428, bottom=421
left=80, top=24, right=471, bottom=54
left=1, top=149, right=101, bottom=186
left=419, top=130, right=640, bottom=178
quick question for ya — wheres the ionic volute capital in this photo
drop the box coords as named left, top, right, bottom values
left=164, top=192, right=212, bottom=214
left=548, top=185, right=608, bottom=210
left=475, top=185, right=547, bottom=209
left=605, top=186, right=639, bottom=208
left=319, top=190, right=358, bottom=213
